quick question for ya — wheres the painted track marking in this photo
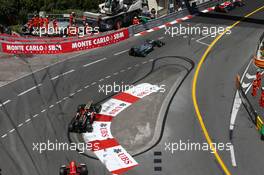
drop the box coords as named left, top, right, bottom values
left=192, top=6, right=264, bottom=175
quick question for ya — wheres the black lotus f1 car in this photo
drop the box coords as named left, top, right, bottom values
left=60, top=161, right=88, bottom=175
left=129, top=39, right=165, bottom=57
left=68, top=102, right=102, bottom=133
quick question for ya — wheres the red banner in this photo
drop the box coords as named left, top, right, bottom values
left=1, top=29, right=129, bottom=54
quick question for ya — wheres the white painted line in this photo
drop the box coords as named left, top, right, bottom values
left=158, top=36, right=165, bottom=40
left=1, top=134, right=7, bottom=138
left=51, top=75, right=59, bottom=80
left=241, top=59, right=253, bottom=82
left=196, top=32, right=217, bottom=46
left=18, top=123, right=23, bottom=127
left=51, top=69, right=75, bottom=80
left=70, top=93, right=75, bottom=96
left=230, top=91, right=242, bottom=130
left=120, top=69, right=125, bottom=73
left=127, top=67, right=132, bottom=70
left=17, top=84, right=42, bottom=96
left=113, top=72, right=119, bottom=75
left=0, top=99, right=11, bottom=107
left=245, top=83, right=253, bottom=94
left=63, top=97, right=69, bottom=100
left=83, top=57, right=107, bottom=67
left=49, top=105, right=54, bottom=108
left=246, top=73, right=256, bottom=80
left=62, top=69, right=75, bottom=76
left=134, top=64, right=140, bottom=67
left=242, top=82, right=250, bottom=89
left=196, top=40, right=210, bottom=46
left=142, top=61, right=147, bottom=64
left=105, top=75, right=111, bottom=79
left=77, top=89, right=83, bottom=93
left=91, top=82, right=97, bottom=86
left=25, top=118, right=31, bottom=123
left=84, top=85, right=90, bottom=89
left=230, top=144, right=237, bottom=167
left=149, top=59, right=154, bottom=62
left=99, top=79, right=104, bottom=82
left=33, top=114, right=39, bottom=118
left=114, top=49, right=129, bottom=56
left=9, top=129, right=15, bottom=133
left=56, top=100, right=62, bottom=104
left=41, top=109, right=46, bottom=113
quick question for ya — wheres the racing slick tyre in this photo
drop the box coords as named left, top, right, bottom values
left=261, top=134, right=264, bottom=141
left=80, top=164, right=89, bottom=175
left=87, top=124, right=93, bottom=133
left=155, top=41, right=165, bottom=47
left=68, top=121, right=74, bottom=132
left=59, top=166, right=67, bottom=175
left=129, top=48, right=136, bottom=56
left=94, top=104, right=102, bottom=113
left=142, top=52, right=147, bottom=57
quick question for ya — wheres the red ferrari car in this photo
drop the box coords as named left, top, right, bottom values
left=60, top=161, right=88, bottom=175
left=214, top=1, right=235, bottom=13
left=214, top=0, right=244, bottom=13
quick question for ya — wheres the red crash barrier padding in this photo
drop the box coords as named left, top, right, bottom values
left=1, top=29, right=129, bottom=54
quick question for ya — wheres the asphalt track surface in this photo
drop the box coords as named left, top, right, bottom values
left=0, top=0, right=263, bottom=174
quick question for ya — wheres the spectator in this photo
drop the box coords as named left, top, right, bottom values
left=44, top=16, right=49, bottom=30
left=53, top=18, right=58, bottom=31
left=150, top=8, right=156, bottom=19
left=132, top=16, right=140, bottom=25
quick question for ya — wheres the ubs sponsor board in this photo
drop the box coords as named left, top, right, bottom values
left=1, top=29, right=129, bottom=54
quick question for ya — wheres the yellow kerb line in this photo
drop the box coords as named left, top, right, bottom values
left=192, top=5, right=264, bottom=175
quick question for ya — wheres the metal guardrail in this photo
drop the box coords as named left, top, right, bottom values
left=236, top=75, right=264, bottom=139
left=128, top=0, right=224, bottom=36
left=0, top=0, right=222, bottom=44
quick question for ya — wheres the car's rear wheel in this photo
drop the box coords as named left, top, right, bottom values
left=80, top=164, right=89, bottom=175
left=59, top=166, right=67, bottom=175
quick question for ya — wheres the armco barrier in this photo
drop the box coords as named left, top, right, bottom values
left=236, top=75, right=264, bottom=140
left=1, top=29, right=129, bottom=54
left=128, top=0, right=223, bottom=36
left=0, top=0, right=222, bottom=54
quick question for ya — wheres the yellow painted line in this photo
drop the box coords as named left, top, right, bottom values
left=192, top=6, right=264, bottom=175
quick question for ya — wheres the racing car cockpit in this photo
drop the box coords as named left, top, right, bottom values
left=68, top=102, right=102, bottom=133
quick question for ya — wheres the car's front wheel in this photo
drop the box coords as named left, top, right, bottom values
left=129, top=48, right=135, bottom=56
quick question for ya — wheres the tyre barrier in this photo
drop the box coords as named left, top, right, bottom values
left=236, top=75, right=264, bottom=140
